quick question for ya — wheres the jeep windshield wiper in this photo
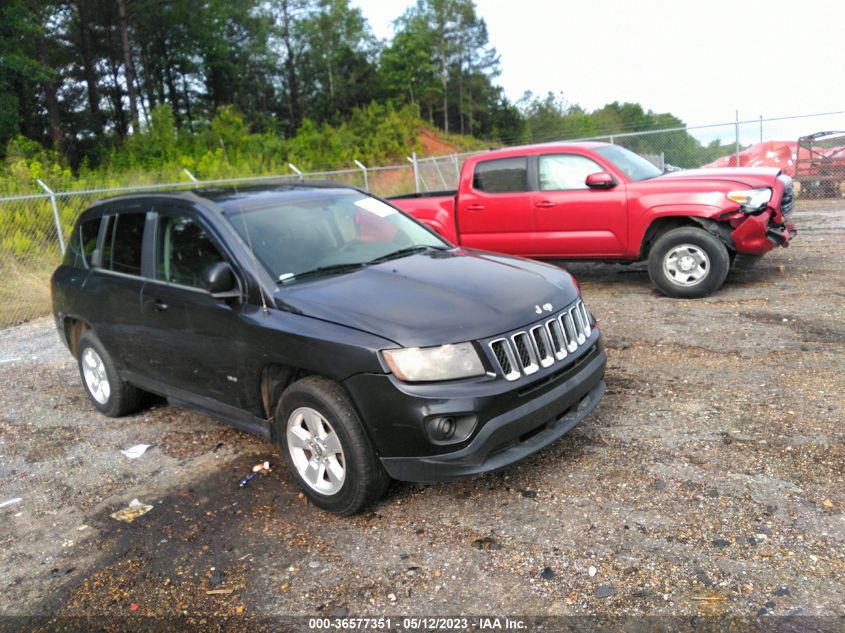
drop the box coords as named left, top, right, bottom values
left=367, top=244, right=446, bottom=264
left=278, top=262, right=367, bottom=284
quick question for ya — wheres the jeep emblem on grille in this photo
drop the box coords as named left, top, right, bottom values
left=534, top=303, right=553, bottom=314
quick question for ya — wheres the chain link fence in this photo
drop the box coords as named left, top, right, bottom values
left=2, top=111, right=843, bottom=329
left=0, top=166, right=420, bottom=329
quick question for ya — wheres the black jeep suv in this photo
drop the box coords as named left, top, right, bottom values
left=51, top=184, right=606, bottom=514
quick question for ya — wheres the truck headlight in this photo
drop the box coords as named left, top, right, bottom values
left=727, top=188, right=772, bottom=212
left=382, top=342, right=485, bottom=382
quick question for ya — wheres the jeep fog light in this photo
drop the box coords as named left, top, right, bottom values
left=425, top=414, right=477, bottom=445
left=382, top=342, right=485, bottom=382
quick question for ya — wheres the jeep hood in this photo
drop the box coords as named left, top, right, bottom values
left=275, top=249, right=580, bottom=347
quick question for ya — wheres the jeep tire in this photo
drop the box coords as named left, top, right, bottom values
left=277, top=376, right=390, bottom=515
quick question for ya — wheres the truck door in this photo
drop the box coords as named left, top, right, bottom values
left=458, top=156, right=535, bottom=255
left=531, top=153, right=627, bottom=257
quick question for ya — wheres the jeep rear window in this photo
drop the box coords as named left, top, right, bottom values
left=224, top=190, right=448, bottom=283
left=63, top=217, right=100, bottom=269
left=108, top=213, right=146, bottom=276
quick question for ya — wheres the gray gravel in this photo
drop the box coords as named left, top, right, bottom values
left=0, top=199, right=842, bottom=620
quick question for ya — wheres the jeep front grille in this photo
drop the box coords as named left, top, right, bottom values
left=489, top=300, right=594, bottom=381
left=490, top=339, right=520, bottom=381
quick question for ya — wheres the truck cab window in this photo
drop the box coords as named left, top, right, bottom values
left=473, top=157, right=528, bottom=193
left=539, top=154, right=603, bottom=191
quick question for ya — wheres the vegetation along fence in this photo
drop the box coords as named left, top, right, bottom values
left=1, top=111, right=843, bottom=330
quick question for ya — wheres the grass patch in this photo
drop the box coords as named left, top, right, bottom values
left=0, top=255, right=60, bottom=329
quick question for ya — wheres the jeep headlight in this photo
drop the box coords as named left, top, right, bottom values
left=727, top=188, right=772, bottom=211
left=382, top=342, right=485, bottom=382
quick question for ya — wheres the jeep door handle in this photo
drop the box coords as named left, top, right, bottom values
left=466, top=204, right=485, bottom=211
left=152, top=300, right=169, bottom=312
left=534, top=200, right=557, bottom=208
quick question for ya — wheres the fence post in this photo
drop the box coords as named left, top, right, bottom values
left=353, top=159, right=369, bottom=191
left=36, top=178, right=66, bottom=255
left=407, top=153, right=420, bottom=193
left=288, top=163, right=303, bottom=180
left=735, top=110, right=740, bottom=166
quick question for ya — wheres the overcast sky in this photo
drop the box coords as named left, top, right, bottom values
left=353, top=0, right=845, bottom=144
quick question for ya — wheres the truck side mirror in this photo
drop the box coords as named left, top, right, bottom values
left=585, top=172, right=617, bottom=189
left=201, top=261, right=239, bottom=297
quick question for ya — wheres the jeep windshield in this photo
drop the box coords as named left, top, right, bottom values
left=594, top=145, right=663, bottom=181
left=222, top=188, right=449, bottom=284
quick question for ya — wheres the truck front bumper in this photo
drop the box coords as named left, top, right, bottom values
left=345, top=340, right=606, bottom=483
left=731, top=209, right=796, bottom=255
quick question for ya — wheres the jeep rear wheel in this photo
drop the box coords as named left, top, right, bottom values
left=647, top=227, right=730, bottom=298
left=277, top=376, right=390, bottom=515
left=76, top=331, right=142, bottom=417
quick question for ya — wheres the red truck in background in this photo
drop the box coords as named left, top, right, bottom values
left=390, top=142, right=796, bottom=298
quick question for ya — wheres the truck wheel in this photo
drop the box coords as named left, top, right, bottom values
left=277, top=376, right=390, bottom=515
left=76, top=331, right=141, bottom=417
left=647, top=227, right=729, bottom=298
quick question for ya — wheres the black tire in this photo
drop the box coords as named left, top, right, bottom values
left=76, top=331, right=141, bottom=417
left=276, top=376, right=390, bottom=515
left=647, top=227, right=730, bottom=298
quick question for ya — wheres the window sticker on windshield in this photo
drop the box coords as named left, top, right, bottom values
left=354, top=197, right=397, bottom=218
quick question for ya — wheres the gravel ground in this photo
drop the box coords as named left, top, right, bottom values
left=0, top=200, right=843, bottom=627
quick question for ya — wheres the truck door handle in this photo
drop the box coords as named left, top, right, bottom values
left=466, top=204, right=485, bottom=211
left=534, top=200, right=557, bottom=208
left=152, top=300, right=169, bottom=312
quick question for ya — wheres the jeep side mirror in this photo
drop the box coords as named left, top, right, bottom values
left=585, top=172, right=617, bottom=189
left=201, top=261, right=238, bottom=297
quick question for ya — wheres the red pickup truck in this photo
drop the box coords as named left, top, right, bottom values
left=390, top=142, right=796, bottom=298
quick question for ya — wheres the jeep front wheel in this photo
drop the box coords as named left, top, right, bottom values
left=647, top=227, right=730, bottom=298
left=277, top=376, right=390, bottom=515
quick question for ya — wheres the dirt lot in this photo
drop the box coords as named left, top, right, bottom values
left=0, top=200, right=843, bottom=628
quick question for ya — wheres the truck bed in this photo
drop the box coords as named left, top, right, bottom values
left=389, top=192, right=459, bottom=243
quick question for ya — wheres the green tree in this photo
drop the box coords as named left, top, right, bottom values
left=0, top=1, right=40, bottom=152
left=297, top=0, right=381, bottom=123
left=389, top=0, right=501, bottom=136
left=518, top=92, right=596, bottom=142
left=381, top=17, right=438, bottom=117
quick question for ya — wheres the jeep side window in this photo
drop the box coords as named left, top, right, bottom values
left=472, top=157, right=528, bottom=193
left=539, top=154, right=603, bottom=191
left=63, top=217, right=100, bottom=269
left=156, top=214, right=225, bottom=288
left=108, top=213, right=146, bottom=275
